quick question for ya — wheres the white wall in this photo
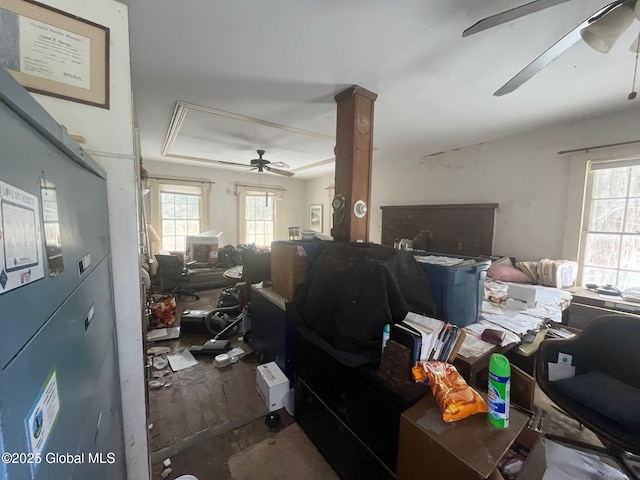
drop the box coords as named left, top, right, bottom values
left=143, top=160, right=307, bottom=245
left=305, top=106, right=640, bottom=262
left=304, top=175, right=334, bottom=235
left=30, top=1, right=148, bottom=478
left=372, top=106, right=640, bottom=261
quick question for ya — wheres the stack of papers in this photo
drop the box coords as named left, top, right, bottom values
left=414, top=255, right=473, bottom=266
left=481, top=282, right=572, bottom=336
left=547, top=327, right=576, bottom=339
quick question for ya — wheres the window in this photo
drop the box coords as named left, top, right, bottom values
left=236, top=185, right=282, bottom=247
left=579, top=159, right=640, bottom=290
left=160, top=184, right=202, bottom=251
left=245, top=192, right=275, bottom=246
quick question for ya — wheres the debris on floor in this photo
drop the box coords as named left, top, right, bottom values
left=152, top=356, right=168, bottom=370
left=167, top=349, right=198, bottom=371
left=148, top=346, right=172, bottom=356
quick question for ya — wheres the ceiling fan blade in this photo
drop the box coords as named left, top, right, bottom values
left=493, top=0, right=627, bottom=96
left=264, top=165, right=295, bottom=177
left=463, top=0, right=572, bottom=37
left=164, top=152, right=255, bottom=168
left=238, top=167, right=258, bottom=175
left=270, top=161, right=290, bottom=168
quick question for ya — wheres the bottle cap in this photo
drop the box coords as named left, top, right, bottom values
left=489, top=353, right=510, bottom=377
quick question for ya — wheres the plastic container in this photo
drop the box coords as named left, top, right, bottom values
left=213, top=353, right=237, bottom=368
left=414, top=252, right=490, bottom=327
left=382, top=324, right=390, bottom=353
left=487, top=353, right=510, bottom=429
left=288, top=226, right=301, bottom=240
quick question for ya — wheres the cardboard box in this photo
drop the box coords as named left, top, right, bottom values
left=256, top=362, right=289, bottom=412
left=270, top=243, right=308, bottom=301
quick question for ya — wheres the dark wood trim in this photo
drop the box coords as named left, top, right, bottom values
left=381, top=203, right=499, bottom=211
left=334, top=85, right=378, bottom=103
left=333, top=84, right=377, bottom=242
left=381, top=203, right=498, bottom=257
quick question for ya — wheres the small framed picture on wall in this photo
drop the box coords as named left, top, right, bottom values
left=309, top=204, right=323, bottom=232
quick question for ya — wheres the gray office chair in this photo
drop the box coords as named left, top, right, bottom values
left=536, top=314, right=640, bottom=479
left=154, top=254, right=199, bottom=300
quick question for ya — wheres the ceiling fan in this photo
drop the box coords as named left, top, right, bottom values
left=463, top=0, right=640, bottom=96
left=240, top=150, right=295, bottom=177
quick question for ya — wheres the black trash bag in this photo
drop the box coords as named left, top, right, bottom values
left=217, top=244, right=240, bottom=268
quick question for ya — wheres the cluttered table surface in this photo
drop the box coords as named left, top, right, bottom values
left=450, top=280, right=575, bottom=385
left=458, top=281, right=573, bottom=357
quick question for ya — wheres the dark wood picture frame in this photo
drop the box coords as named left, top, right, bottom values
left=0, top=0, right=109, bottom=108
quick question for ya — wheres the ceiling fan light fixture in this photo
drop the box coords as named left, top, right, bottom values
left=580, top=3, right=636, bottom=53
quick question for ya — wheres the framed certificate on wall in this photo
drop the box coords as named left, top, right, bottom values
left=0, top=0, right=109, bottom=108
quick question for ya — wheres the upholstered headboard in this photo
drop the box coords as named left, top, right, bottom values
left=380, top=203, right=498, bottom=257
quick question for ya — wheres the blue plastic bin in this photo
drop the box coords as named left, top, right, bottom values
left=414, top=252, right=490, bottom=327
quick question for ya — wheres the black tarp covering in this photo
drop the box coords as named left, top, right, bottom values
left=290, top=242, right=436, bottom=364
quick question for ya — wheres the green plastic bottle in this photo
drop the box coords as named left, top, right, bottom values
left=488, top=353, right=510, bottom=429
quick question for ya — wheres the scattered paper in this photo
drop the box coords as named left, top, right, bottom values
left=548, top=327, right=576, bottom=339
left=457, top=333, right=494, bottom=358
left=466, top=320, right=520, bottom=347
left=147, top=346, right=171, bottom=356
left=548, top=362, right=575, bottom=381
left=542, top=438, right=628, bottom=480
left=167, top=349, right=198, bottom=371
left=146, top=327, right=181, bottom=342
left=414, top=255, right=471, bottom=266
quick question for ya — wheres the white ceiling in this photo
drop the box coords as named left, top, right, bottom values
left=121, top=0, right=640, bottom=179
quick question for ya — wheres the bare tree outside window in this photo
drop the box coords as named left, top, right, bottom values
left=580, top=163, right=640, bottom=290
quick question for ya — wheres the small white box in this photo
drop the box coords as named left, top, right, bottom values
left=256, top=362, right=289, bottom=412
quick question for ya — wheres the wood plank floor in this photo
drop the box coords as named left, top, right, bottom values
left=145, top=286, right=621, bottom=480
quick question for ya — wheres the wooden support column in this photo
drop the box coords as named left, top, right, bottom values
left=332, top=85, right=377, bottom=242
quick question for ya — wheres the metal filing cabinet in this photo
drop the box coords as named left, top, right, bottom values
left=0, top=66, right=125, bottom=479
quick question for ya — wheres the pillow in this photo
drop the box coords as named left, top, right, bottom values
left=487, top=264, right=531, bottom=283
left=554, top=371, right=640, bottom=429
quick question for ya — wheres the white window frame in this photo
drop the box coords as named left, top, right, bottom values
left=147, top=177, right=211, bottom=254
left=236, top=184, right=283, bottom=246
left=562, top=145, right=640, bottom=286
left=577, top=157, right=640, bottom=290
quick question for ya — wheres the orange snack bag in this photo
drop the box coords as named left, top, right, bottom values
left=413, top=361, right=488, bottom=422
